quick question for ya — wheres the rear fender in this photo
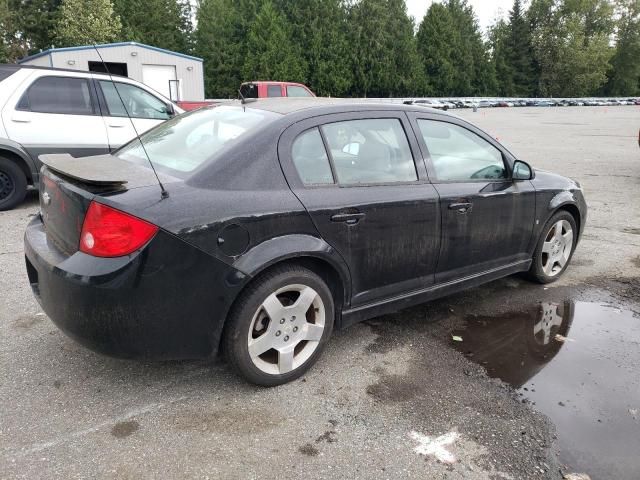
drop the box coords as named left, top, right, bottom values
left=233, top=234, right=352, bottom=308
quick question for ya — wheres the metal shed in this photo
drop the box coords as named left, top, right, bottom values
left=18, top=42, right=204, bottom=102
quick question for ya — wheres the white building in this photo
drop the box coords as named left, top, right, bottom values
left=19, top=42, right=204, bottom=101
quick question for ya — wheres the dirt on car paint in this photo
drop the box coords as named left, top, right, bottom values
left=451, top=301, right=640, bottom=480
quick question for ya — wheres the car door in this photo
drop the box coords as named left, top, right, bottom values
left=408, top=113, right=536, bottom=283
left=279, top=111, right=441, bottom=307
left=95, top=79, right=172, bottom=151
left=2, top=73, right=109, bottom=167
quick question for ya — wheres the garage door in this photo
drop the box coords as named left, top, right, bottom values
left=141, top=64, right=179, bottom=100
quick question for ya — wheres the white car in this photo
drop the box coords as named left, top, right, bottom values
left=0, top=64, right=183, bottom=210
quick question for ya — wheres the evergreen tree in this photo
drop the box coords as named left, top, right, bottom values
left=417, top=3, right=455, bottom=95
left=506, top=0, right=536, bottom=96
left=54, top=0, right=121, bottom=46
left=489, top=19, right=515, bottom=96
left=417, top=0, right=495, bottom=96
left=276, top=0, right=352, bottom=96
left=195, top=0, right=246, bottom=98
left=606, top=0, right=640, bottom=95
left=242, top=1, right=306, bottom=82
left=349, top=0, right=423, bottom=97
left=114, top=0, right=193, bottom=53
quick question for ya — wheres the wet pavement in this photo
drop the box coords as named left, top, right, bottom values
left=452, top=302, right=640, bottom=479
left=2, top=106, right=640, bottom=479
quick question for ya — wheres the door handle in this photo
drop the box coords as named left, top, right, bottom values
left=330, top=212, right=365, bottom=225
left=448, top=202, right=473, bottom=214
left=108, top=123, right=125, bottom=128
left=11, top=116, right=31, bottom=123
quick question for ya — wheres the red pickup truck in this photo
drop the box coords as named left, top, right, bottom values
left=239, top=81, right=315, bottom=99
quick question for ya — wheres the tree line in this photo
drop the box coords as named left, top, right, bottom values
left=1, top=0, right=639, bottom=98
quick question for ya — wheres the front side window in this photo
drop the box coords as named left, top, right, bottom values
left=417, top=119, right=506, bottom=181
left=286, top=85, right=312, bottom=97
left=321, top=118, right=417, bottom=184
left=291, top=128, right=334, bottom=185
left=115, top=106, right=277, bottom=175
left=100, top=81, right=170, bottom=120
left=267, top=85, right=282, bottom=97
left=17, top=76, right=95, bottom=115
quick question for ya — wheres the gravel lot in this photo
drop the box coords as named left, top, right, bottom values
left=1, top=106, right=639, bottom=479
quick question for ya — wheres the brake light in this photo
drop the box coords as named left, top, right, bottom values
left=79, top=201, right=158, bottom=257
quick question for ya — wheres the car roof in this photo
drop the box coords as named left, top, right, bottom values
left=237, top=97, right=446, bottom=116
left=0, top=63, right=128, bottom=80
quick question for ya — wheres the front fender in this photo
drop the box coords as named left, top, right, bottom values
left=549, top=190, right=577, bottom=211
left=233, top=234, right=352, bottom=305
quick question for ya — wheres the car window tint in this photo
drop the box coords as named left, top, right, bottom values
left=292, top=128, right=334, bottom=185
left=18, top=76, right=94, bottom=115
left=286, top=85, right=312, bottom=97
left=100, top=81, right=170, bottom=120
left=417, top=119, right=506, bottom=181
left=321, top=118, right=417, bottom=184
left=267, top=85, right=282, bottom=97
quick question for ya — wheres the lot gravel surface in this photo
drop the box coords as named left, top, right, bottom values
left=1, top=106, right=639, bottom=479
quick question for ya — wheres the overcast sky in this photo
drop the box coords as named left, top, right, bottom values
left=405, top=0, right=515, bottom=31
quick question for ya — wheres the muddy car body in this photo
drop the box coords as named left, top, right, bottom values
left=24, top=99, right=587, bottom=385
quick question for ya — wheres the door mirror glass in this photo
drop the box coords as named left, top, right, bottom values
left=513, top=160, right=533, bottom=180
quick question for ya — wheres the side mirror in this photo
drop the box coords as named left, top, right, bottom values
left=165, top=103, right=176, bottom=117
left=513, top=160, right=534, bottom=180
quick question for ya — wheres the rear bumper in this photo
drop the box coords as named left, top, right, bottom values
left=24, top=216, right=247, bottom=359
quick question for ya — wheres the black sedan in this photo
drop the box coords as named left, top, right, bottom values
left=24, top=99, right=587, bottom=386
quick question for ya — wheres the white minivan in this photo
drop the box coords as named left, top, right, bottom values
left=0, top=65, right=183, bottom=210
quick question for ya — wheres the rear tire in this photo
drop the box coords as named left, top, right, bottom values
left=0, top=157, right=27, bottom=211
left=527, top=211, right=577, bottom=284
left=223, top=265, right=334, bottom=386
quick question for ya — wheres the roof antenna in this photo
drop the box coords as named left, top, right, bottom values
left=91, top=44, right=169, bottom=199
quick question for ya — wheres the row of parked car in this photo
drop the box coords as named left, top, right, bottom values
left=405, top=98, right=640, bottom=110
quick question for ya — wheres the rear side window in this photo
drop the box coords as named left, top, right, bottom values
left=267, top=85, right=282, bottom=97
left=417, top=119, right=506, bottom=181
left=292, top=128, right=334, bottom=185
left=17, top=76, right=95, bottom=115
left=321, top=118, right=417, bottom=184
left=286, top=85, right=312, bottom=97
left=100, top=81, right=170, bottom=120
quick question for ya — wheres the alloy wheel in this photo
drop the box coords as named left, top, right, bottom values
left=541, top=220, right=573, bottom=277
left=247, top=284, right=325, bottom=375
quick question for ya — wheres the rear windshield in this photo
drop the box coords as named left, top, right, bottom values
left=115, top=105, right=278, bottom=176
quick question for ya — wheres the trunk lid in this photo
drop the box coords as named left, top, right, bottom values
left=38, top=154, right=175, bottom=255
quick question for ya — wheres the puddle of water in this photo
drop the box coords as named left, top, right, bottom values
left=453, top=302, right=640, bottom=480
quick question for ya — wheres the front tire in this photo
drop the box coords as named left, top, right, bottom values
left=223, top=265, right=334, bottom=386
left=0, top=157, right=27, bottom=211
left=527, top=211, right=577, bottom=284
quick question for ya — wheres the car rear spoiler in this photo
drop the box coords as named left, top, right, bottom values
left=39, top=154, right=132, bottom=185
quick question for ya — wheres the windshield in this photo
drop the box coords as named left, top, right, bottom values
left=115, top=106, right=277, bottom=176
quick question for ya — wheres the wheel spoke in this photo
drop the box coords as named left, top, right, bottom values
left=554, top=222, right=564, bottom=241
left=278, top=345, right=295, bottom=374
left=303, top=323, right=324, bottom=342
left=261, top=293, right=285, bottom=321
left=248, top=333, right=273, bottom=358
left=542, top=240, right=553, bottom=254
left=294, top=286, right=317, bottom=314
left=542, top=257, right=554, bottom=275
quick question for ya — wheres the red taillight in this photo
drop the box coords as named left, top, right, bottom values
left=79, top=201, right=158, bottom=257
